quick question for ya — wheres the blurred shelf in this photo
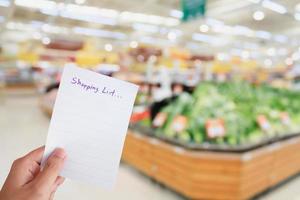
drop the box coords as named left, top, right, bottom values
left=5, top=83, right=36, bottom=89
left=39, top=89, right=57, bottom=117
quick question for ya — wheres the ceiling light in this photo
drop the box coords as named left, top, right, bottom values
left=132, top=23, right=159, bottom=33
left=162, top=17, right=180, bottom=26
left=41, top=24, right=50, bottom=32
left=292, top=52, right=300, bottom=61
left=241, top=50, right=250, bottom=59
left=40, top=8, right=59, bottom=16
left=167, top=32, right=177, bottom=41
left=262, top=0, right=287, bottom=14
left=192, top=33, right=214, bottom=43
left=216, top=53, right=229, bottom=61
left=0, top=16, right=5, bottom=23
left=60, top=6, right=117, bottom=26
left=42, top=37, right=51, bottom=45
left=253, top=11, right=265, bottom=21
left=267, top=48, right=276, bottom=56
left=41, top=24, right=69, bottom=34
left=64, top=4, right=119, bottom=19
left=170, top=29, right=182, bottom=36
left=233, top=25, right=254, bottom=36
left=170, top=9, right=183, bottom=18
left=159, top=27, right=168, bottom=34
left=205, top=18, right=224, bottom=26
left=243, top=42, right=259, bottom=50
left=15, top=0, right=57, bottom=10
left=120, top=11, right=179, bottom=27
left=186, top=42, right=200, bottom=50
left=0, top=0, right=10, bottom=7
left=104, top=44, right=113, bottom=52
left=277, top=48, right=287, bottom=56
left=192, top=33, right=228, bottom=46
left=247, top=0, right=261, bottom=3
left=57, top=2, right=65, bottom=10
left=285, top=58, right=293, bottom=65
left=199, top=24, right=209, bottom=32
left=264, top=59, right=272, bottom=67
left=129, top=41, right=138, bottom=48
left=230, top=48, right=243, bottom=56
left=294, top=13, right=300, bottom=21
left=33, top=32, right=42, bottom=40
left=75, top=0, right=86, bottom=4
left=296, top=4, right=300, bottom=13
left=73, top=27, right=126, bottom=40
left=62, top=13, right=117, bottom=25
left=140, top=36, right=170, bottom=46
left=273, top=34, right=287, bottom=43
left=256, top=30, right=272, bottom=40
left=6, top=21, right=36, bottom=32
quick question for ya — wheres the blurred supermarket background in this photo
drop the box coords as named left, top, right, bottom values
left=1, top=0, right=300, bottom=199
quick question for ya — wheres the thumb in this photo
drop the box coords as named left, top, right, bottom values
left=33, top=148, right=66, bottom=191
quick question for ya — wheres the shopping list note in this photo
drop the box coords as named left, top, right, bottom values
left=42, top=65, right=138, bottom=189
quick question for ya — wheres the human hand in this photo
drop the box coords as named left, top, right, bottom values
left=0, top=147, right=66, bottom=200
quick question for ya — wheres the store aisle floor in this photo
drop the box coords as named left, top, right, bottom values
left=1, top=91, right=300, bottom=200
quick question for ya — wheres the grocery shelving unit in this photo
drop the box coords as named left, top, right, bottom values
left=122, top=130, right=300, bottom=200
left=5, top=83, right=36, bottom=89
left=39, top=92, right=300, bottom=200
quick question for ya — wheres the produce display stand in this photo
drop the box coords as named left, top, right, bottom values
left=122, top=130, right=300, bottom=200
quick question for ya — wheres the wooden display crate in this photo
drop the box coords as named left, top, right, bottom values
left=122, top=130, right=300, bottom=200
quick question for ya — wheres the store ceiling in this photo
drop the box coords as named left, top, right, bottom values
left=3, top=0, right=299, bottom=32
left=95, top=0, right=300, bottom=33
left=1, top=0, right=300, bottom=62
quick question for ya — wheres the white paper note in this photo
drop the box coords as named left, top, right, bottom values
left=42, top=65, right=138, bottom=189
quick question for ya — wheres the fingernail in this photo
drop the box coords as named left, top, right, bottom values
left=53, top=148, right=66, bottom=159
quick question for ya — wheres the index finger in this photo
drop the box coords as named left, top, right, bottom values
left=23, top=146, right=45, bottom=164
left=33, top=148, right=66, bottom=191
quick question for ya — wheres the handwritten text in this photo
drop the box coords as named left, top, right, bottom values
left=71, top=77, right=122, bottom=99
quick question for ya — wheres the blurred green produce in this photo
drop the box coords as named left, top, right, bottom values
left=153, top=82, right=300, bottom=146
